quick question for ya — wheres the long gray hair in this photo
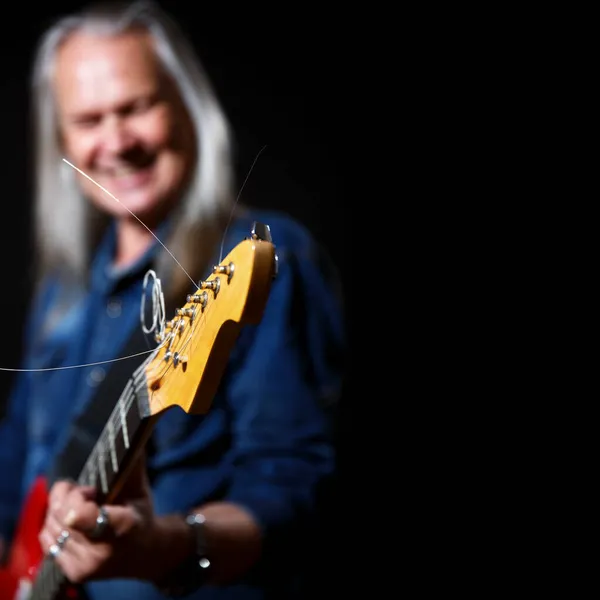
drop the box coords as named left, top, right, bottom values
left=31, top=0, right=235, bottom=306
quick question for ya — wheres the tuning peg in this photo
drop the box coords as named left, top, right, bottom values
left=187, top=291, right=208, bottom=308
left=199, top=278, right=220, bottom=296
left=173, top=352, right=188, bottom=367
left=213, top=262, right=234, bottom=283
left=251, top=221, right=272, bottom=242
left=249, top=222, right=278, bottom=279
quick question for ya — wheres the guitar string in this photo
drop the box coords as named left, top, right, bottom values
left=219, top=144, right=266, bottom=264
left=64, top=159, right=201, bottom=293
left=0, top=147, right=262, bottom=373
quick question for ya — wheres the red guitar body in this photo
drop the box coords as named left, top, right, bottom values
left=0, top=477, right=84, bottom=600
left=0, top=476, right=48, bottom=599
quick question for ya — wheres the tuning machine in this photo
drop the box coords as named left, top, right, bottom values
left=250, top=221, right=278, bottom=278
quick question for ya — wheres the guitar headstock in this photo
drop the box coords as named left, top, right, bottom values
left=141, top=228, right=276, bottom=417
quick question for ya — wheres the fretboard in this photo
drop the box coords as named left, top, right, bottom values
left=78, top=369, right=150, bottom=494
left=29, top=358, right=154, bottom=600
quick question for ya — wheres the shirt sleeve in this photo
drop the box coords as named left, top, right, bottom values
left=222, top=236, right=346, bottom=559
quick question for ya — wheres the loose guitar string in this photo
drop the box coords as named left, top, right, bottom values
left=66, top=159, right=202, bottom=293
left=0, top=146, right=266, bottom=374
left=219, top=144, right=266, bottom=263
left=0, top=159, right=198, bottom=373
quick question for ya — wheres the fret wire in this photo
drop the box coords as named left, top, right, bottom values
left=108, top=419, right=118, bottom=472
left=98, top=442, right=108, bottom=494
left=120, top=391, right=130, bottom=449
left=78, top=372, right=138, bottom=485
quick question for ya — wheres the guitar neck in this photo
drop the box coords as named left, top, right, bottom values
left=29, top=358, right=157, bottom=600
left=77, top=363, right=155, bottom=501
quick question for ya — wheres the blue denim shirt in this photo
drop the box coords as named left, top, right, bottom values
left=0, top=208, right=345, bottom=599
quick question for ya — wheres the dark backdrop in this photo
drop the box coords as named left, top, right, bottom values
left=0, top=0, right=355, bottom=591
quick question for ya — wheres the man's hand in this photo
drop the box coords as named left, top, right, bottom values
left=36, top=455, right=187, bottom=584
left=37, top=454, right=263, bottom=588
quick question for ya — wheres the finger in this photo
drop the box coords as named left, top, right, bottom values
left=43, top=488, right=84, bottom=539
left=41, top=528, right=94, bottom=584
left=56, top=484, right=100, bottom=530
left=89, top=504, right=142, bottom=538
left=44, top=509, right=66, bottom=540
left=63, top=497, right=103, bottom=533
left=45, top=482, right=96, bottom=529
left=47, top=479, right=76, bottom=514
left=62, top=502, right=138, bottom=539
left=38, top=526, right=53, bottom=554
left=39, top=525, right=85, bottom=557
left=79, top=486, right=98, bottom=501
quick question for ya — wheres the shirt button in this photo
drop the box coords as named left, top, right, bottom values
left=107, top=298, right=122, bottom=318
left=88, top=366, right=106, bottom=387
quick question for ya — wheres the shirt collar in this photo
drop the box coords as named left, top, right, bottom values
left=90, top=218, right=172, bottom=294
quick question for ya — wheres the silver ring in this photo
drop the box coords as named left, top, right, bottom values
left=49, top=543, right=61, bottom=558
left=90, top=506, right=110, bottom=539
left=56, top=529, right=70, bottom=549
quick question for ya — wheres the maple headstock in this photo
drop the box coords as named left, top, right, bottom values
left=142, top=231, right=276, bottom=417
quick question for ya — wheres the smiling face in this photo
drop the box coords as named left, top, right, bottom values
left=53, top=29, right=196, bottom=228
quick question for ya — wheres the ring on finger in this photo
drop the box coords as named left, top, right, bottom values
left=90, top=506, right=110, bottom=539
left=56, top=529, right=70, bottom=549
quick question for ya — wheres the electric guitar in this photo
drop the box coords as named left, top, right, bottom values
left=0, top=223, right=276, bottom=600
